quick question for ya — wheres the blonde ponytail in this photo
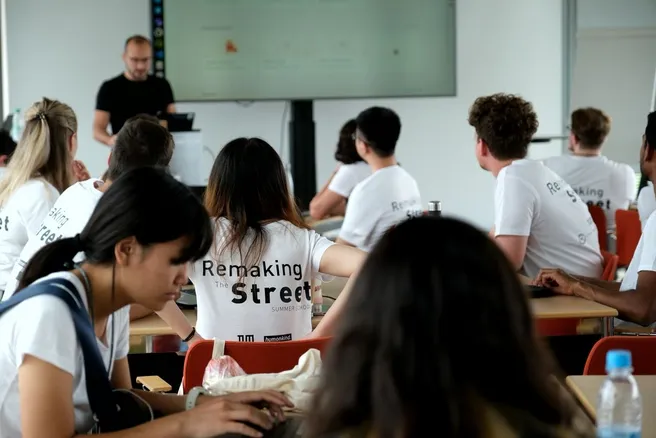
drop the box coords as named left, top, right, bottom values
left=0, top=98, right=77, bottom=206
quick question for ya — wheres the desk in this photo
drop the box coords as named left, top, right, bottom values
left=130, top=309, right=324, bottom=352
left=567, top=375, right=656, bottom=436
left=531, top=296, right=618, bottom=336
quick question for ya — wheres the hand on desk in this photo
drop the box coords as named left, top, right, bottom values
left=533, top=268, right=581, bottom=297
left=186, top=391, right=293, bottom=437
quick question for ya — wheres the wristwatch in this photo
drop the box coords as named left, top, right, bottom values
left=186, top=386, right=209, bottom=411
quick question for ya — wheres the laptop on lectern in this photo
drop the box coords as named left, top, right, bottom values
left=159, top=112, right=195, bottom=132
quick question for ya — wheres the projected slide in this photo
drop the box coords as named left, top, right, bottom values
left=159, top=0, right=455, bottom=101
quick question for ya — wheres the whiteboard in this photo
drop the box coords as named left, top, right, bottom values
left=156, top=0, right=456, bottom=101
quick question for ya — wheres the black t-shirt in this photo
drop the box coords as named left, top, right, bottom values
left=95, top=74, right=174, bottom=134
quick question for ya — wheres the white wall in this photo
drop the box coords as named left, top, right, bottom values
left=4, top=0, right=564, bottom=229
left=573, top=0, right=656, bottom=167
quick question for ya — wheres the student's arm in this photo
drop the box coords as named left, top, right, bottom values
left=309, top=190, right=346, bottom=220
left=155, top=300, right=203, bottom=345
left=164, top=80, right=176, bottom=114
left=571, top=275, right=622, bottom=291
left=622, top=164, right=638, bottom=204
left=308, top=244, right=366, bottom=338
left=535, top=214, right=656, bottom=325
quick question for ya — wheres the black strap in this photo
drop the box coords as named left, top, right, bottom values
left=0, top=278, right=117, bottom=425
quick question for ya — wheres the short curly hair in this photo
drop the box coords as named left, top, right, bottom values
left=570, top=107, right=611, bottom=149
left=468, top=93, right=539, bottom=160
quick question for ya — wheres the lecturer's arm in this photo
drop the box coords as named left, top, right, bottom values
left=94, top=82, right=116, bottom=146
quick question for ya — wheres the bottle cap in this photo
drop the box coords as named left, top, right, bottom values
left=606, top=349, right=632, bottom=372
left=428, top=201, right=441, bottom=212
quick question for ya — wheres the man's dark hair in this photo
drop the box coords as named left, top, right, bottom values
left=334, top=119, right=362, bottom=164
left=355, top=107, right=401, bottom=158
left=125, top=35, right=151, bottom=49
left=468, top=93, right=539, bottom=160
left=0, top=129, right=17, bottom=161
left=646, top=111, right=656, bottom=150
left=106, top=115, right=174, bottom=181
left=570, top=107, right=611, bottom=149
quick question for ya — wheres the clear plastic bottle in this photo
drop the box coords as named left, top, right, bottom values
left=597, top=349, right=642, bottom=438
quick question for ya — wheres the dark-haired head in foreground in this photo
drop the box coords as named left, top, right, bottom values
left=19, top=166, right=212, bottom=311
left=307, top=217, right=592, bottom=438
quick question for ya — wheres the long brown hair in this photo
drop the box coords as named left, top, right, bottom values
left=0, top=98, right=76, bottom=205
left=204, top=137, right=307, bottom=269
left=306, top=217, right=588, bottom=438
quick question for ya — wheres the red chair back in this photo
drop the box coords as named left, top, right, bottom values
left=588, top=204, right=607, bottom=251
left=601, top=250, right=619, bottom=282
left=584, top=336, right=656, bottom=375
left=615, top=209, right=641, bottom=266
left=182, top=337, right=332, bottom=393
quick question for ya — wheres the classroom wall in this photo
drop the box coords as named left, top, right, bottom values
left=572, top=0, right=656, bottom=168
left=3, top=0, right=565, bottom=229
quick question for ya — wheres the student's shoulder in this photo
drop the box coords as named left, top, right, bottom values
left=542, top=155, right=570, bottom=169
left=14, top=178, right=58, bottom=199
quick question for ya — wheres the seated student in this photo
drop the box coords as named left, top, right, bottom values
left=469, top=93, right=603, bottom=279
left=1, top=115, right=173, bottom=303
left=337, top=107, right=422, bottom=252
left=307, top=217, right=594, bottom=438
left=160, top=137, right=365, bottom=343
left=309, top=119, right=370, bottom=220
left=0, top=98, right=83, bottom=295
left=0, top=167, right=291, bottom=437
left=535, top=112, right=656, bottom=327
left=0, top=129, right=17, bottom=179
left=544, top=107, right=635, bottom=229
left=637, top=181, right=655, bottom=229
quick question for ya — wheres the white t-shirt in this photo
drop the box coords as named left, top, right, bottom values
left=2, top=179, right=104, bottom=301
left=0, top=271, right=130, bottom=437
left=618, top=210, right=656, bottom=326
left=189, top=218, right=334, bottom=342
left=637, top=183, right=656, bottom=230
left=327, top=162, right=371, bottom=198
left=0, top=179, right=60, bottom=290
left=339, top=165, right=422, bottom=252
left=494, top=159, right=603, bottom=278
left=543, top=155, right=635, bottom=228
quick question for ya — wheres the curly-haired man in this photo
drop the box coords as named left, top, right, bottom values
left=468, top=93, right=603, bottom=279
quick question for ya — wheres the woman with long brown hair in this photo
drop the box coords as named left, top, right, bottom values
left=306, top=217, right=594, bottom=438
left=183, top=137, right=364, bottom=343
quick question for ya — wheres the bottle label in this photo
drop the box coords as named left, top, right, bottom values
left=597, top=426, right=641, bottom=438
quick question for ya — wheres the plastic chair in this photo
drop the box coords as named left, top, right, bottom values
left=182, top=337, right=332, bottom=393
left=588, top=204, right=607, bottom=251
left=584, top=336, right=656, bottom=375
left=615, top=209, right=641, bottom=266
left=601, top=250, right=619, bottom=282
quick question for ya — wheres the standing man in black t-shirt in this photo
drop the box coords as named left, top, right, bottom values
left=93, top=35, right=176, bottom=147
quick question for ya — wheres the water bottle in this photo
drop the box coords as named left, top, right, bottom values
left=597, top=350, right=642, bottom=438
left=311, top=276, right=323, bottom=316
left=427, top=201, right=441, bottom=217
left=10, top=108, right=22, bottom=142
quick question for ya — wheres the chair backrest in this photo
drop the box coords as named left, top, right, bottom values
left=601, top=250, right=619, bottom=282
left=615, top=209, right=642, bottom=266
left=182, top=337, right=332, bottom=393
left=584, top=336, right=656, bottom=375
left=588, top=204, right=607, bottom=251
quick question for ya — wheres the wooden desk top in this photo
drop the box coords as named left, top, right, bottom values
left=567, top=375, right=656, bottom=434
left=129, top=296, right=616, bottom=338
left=531, top=296, right=618, bottom=319
left=130, top=309, right=324, bottom=337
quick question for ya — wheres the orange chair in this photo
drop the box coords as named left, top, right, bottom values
left=588, top=204, right=607, bottom=251
left=182, top=337, right=332, bottom=393
left=615, top=209, right=641, bottom=266
left=536, top=251, right=617, bottom=337
left=601, top=250, right=619, bottom=282
left=584, top=336, right=656, bottom=375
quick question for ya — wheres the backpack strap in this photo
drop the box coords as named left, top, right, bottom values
left=0, top=278, right=118, bottom=424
